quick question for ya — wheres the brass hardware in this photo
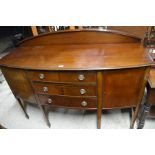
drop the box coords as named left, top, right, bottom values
left=81, top=101, right=88, bottom=107
left=80, top=89, right=86, bottom=95
left=78, top=74, right=85, bottom=81
left=43, top=87, right=48, bottom=92
left=48, top=98, right=52, bottom=103
left=39, top=73, right=45, bottom=79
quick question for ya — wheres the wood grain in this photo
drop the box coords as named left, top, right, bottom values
left=1, top=67, right=36, bottom=103
left=0, top=44, right=152, bottom=70
left=38, top=94, right=97, bottom=109
left=19, top=29, right=141, bottom=46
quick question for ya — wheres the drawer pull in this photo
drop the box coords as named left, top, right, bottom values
left=80, top=89, right=86, bottom=95
left=43, top=86, right=48, bottom=92
left=81, top=101, right=88, bottom=107
left=78, top=74, right=85, bottom=81
left=48, top=98, right=52, bottom=103
left=39, top=73, right=45, bottom=79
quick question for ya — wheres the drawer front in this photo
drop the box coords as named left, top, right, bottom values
left=33, top=82, right=62, bottom=95
left=27, top=70, right=96, bottom=83
left=38, top=94, right=97, bottom=109
left=62, top=85, right=96, bottom=96
left=59, top=72, right=96, bottom=83
left=27, top=71, right=59, bottom=82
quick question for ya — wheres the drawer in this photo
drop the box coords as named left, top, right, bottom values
left=27, top=71, right=59, bottom=82
left=33, top=82, right=62, bottom=95
left=62, top=85, right=96, bottom=96
left=27, top=70, right=96, bottom=83
left=38, top=94, right=97, bottom=109
left=59, top=71, right=96, bottom=83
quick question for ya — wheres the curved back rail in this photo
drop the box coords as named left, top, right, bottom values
left=19, top=29, right=141, bottom=46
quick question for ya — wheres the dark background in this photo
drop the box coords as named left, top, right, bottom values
left=0, top=26, right=32, bottom=38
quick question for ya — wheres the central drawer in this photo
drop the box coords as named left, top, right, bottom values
left=33, top=82, right=96, bottom=96
left=38, top=94, right=97, bottom=109
left=27, top=70, right=97, bottom=83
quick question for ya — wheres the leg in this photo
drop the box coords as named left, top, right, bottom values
left=137, top=103, right=151, bottom=129
left=82, top=109, right=86, bottom=115
left=130, top=104, right=141, bottom=129
left=97, top=109, right=102, bottom=129
left=129, top=108, right=135, bottom=120
left=17, top=98, right=29, bottom=119
left=33, top=94, right=51, bottom=127
left=39, top=105, right=51, bottom=128
left=97, top=71, right=103, bottom=129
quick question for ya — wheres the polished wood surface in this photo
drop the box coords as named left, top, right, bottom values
left=33, top=82, right=96, bottom=96
left=109, top=26, right=148, bottom=39
left=27, top=70, right=96, bottom=82
left=38, top=94, right=97, bottom=109
left=33, top=82, right=62, bottom=95
left=27, top=71, right=59, bottom=82
left=103, top=68, right=147, bottom=109
left=59, top=71, right=96, bottom=82
left=97, top=71, right=103, bottom=129
left=19, top=30, right=141, bottom=46
left=0, top=30, right=152, bottom=128
left=1, top=67, right=36, bottom=104
left=0, top=30, right=151, bottom=70
left=0, top=44, right=152, bottom=70
left=62, top=85, right=96, bottom=96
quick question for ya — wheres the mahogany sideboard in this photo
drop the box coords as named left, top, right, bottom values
left=0, top=30, right=152, bottom=128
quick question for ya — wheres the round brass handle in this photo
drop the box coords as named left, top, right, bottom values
left=39, top=73, right=45, bottom=79
left=78, top=74, right=85, bottom=81
left=80, top=89, right=86, bottom=95
left=81, top=101, right=88, bottom=107
left=48, top=98, right=52, bottom=104
left=43, top=87, right=48, bottom=92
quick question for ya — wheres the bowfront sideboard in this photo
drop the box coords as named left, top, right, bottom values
left=0, top=30, right=152, bottom=128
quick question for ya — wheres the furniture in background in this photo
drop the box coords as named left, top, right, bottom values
left=31, top=26, right=75, bottom=36
left=31, top=26, right=108, bottom=36
left=138, top=69, right=155, bottom=128
left=138, top=26, right=155, bottom=128
left=31, top=26, right=149, bottom=38
left=0, top=30, right=152, bottom=128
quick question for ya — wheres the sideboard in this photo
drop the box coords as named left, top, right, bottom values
left=0, top=30, right=152, bottom=128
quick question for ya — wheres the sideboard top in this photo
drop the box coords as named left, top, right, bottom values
left=0, top=30, right=153, bottom=70
left=0, top=43, right=153, bottom=70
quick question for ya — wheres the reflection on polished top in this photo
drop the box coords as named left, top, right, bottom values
left=0, top=29, right=153, bottom=70
left=0, top=43, right=152, bottom=70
